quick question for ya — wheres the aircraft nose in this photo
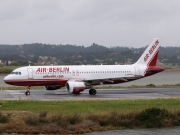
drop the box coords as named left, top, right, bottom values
left=4, top=75, right=10, bottom=84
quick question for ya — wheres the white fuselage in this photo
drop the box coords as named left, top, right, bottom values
left=4, top=64, right=146, bottom=86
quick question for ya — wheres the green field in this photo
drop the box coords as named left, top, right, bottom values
left=1, top=98, right=180, bottom=114
left=1, top=98, right=180, bottom=134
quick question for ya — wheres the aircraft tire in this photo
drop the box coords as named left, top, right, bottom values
left=89, top=89, right=97, bottom=95
left=25, top=91, right=30, bottom=96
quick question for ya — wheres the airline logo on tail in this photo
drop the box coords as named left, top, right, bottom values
left=144, top=40, right=159, bottom=62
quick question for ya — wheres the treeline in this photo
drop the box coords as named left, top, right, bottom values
left=0, top=43, right=180, bottom=65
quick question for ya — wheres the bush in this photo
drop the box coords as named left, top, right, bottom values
left=0, top=112, right=9, bottom=123
left=24, top=115, right=39, bottom=126
left=88, top=114, right=107, bottom=126
left=88, top=112, right=136, bottom=128
left=51, top=114, right=68, bottom=128
left=136, top=107, right=172, bottom=128
left=39, top=111, right=48, bottom=123
left=146, top=84, right=156, bottom=88
left=66, top=114, right=82, bottom=125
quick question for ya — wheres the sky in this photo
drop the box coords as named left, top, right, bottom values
left=0, top=0, right=180, bottom=47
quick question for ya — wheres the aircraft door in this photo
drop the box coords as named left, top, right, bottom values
left=27, top=68, right=33, bottom=79
left=134, top=66, right=140, bottom=76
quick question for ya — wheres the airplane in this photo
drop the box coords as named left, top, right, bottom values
left=4, top=38, right=164, bottom=96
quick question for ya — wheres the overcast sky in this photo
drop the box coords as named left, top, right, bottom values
left=0, top=0, right=180, bottom=47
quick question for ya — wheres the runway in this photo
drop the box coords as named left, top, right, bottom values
left=0, top=88, right=180, bottom=100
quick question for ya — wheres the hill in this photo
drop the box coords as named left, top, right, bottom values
left=0, top=43, right=180, bottom=66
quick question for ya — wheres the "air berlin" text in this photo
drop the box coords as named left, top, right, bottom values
left=144, top=40, right=159, bottom=62
left=36, top=67, right=70, bottom=72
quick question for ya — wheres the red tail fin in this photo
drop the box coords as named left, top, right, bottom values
left=134, top=38, right=160, bottom=66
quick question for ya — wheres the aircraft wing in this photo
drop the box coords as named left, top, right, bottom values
left=82, top=75, right=143, bottom=85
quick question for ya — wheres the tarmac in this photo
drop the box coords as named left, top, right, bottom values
left=0, top=88, right=180, bottom=100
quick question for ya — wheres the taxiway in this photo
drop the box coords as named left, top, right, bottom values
left=0, top=88, right=180, bottom=100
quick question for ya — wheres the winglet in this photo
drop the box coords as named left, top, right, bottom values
left=134, top=38, right=160, bottom=66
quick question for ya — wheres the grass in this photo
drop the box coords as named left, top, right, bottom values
left=1, top=98, right=180, bottom=114
left=95, top=83, right=180, bottom=89
left=1, top=99, right=180, bottom=133
left=0, top=86, right=45, bottom=90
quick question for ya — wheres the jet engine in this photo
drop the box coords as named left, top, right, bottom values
left=45, top=85, right=61, bottom=90
left=65, top=81, right=86, bottom=94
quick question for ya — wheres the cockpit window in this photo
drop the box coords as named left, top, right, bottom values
left=10, top=72, right=22, bottom=75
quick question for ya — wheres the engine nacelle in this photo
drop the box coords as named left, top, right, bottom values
left=45, top=86, right=61, bottom=90
left=65, top=81, right=86, bottom=94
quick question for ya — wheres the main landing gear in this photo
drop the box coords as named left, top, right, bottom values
left=89, top=89, right=97, bottom=95
left=25, top=86, right=30, bottom=96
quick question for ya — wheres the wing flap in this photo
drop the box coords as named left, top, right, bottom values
left=83, top=75, right=143, bottom=85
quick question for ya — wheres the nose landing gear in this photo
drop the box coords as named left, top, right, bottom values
left=25, top=86, right=30, bottom=95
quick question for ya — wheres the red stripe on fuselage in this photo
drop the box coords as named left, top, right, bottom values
left=4, top=79, right=68, bottom=86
